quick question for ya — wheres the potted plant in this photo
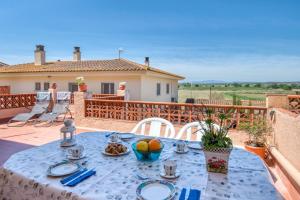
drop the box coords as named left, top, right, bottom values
left=198, top=109, right=233, bottom=174
left=76, top=76, right=87, bottom=92
left=239, top=120, right=271, bottom=159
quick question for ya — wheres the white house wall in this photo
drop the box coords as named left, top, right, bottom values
left=0, top=73, right=142, bottom=101
left=141, top=74, right=179, bottom=102
left=0, top=71, right=181, bottom=102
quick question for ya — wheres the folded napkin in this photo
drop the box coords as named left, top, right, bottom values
left=179, top=188, right=201, bottom=200
left=179, top=188, right=187, bottom=200
left=187, top=189, right=201, bottom=200
left=61, top=169, right=96, bottom=187
left=60, top=169, right=87, bottom=184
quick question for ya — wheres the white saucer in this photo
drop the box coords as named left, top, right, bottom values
left=187, top=142, right=203, bottom=150
left=67, top=154, right=86, bottom=160
left=160, top=171, right=180, bottom=179
left=174, top=148, right=189, bottom=154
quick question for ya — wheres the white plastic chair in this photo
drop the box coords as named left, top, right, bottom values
left=176, top=121, right=220, bottom=141
left=131, top=117, right=176, bottom=138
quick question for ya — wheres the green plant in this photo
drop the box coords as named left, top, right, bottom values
left=239, top=120, right=271, bottom=147
left=198, top=108, right=233, bottom=149
left=75, top=76, right=85, bottom=85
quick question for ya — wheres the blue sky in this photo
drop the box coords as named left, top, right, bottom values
left=0, top=0, right=300, bottom=82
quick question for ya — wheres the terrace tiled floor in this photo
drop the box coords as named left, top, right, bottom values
left=0, top=120, right=295, bottom=199
left=0, top=119, right=247, bottom=165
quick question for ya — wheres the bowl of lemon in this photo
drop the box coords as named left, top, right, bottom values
left=132, top=138, right=164, bottom=161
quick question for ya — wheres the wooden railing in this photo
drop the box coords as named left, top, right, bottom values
left=0, top=86, right=10, bottom=94
left=0, top=93, right=36, bottom=110
left=85, top=99, right=267, bottom=128
left=93, top=95, right=124, bottom=100
left=196, top=98, right=266, bottom=107
left=288, top=95, right=300, bottom=114
left=70, top=93, right=124, bottom=104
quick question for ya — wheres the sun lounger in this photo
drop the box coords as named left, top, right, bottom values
left=35, top=92, right=72, bottom=126
left=7, top=92, right=51, bottom=127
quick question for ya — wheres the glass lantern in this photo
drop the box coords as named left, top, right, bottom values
left=60, top=119, right=76, bottom=147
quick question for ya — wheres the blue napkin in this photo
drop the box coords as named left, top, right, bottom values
left=187, top=189, right=201, bottom=200
left=179, top=188, right=187, bottom=200
left=61, top=169, right=96, bottom=187
left=60, top=169, right=87, bottom=184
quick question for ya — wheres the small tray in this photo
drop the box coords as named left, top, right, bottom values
left=119, top=133, right=136, bottom=140
left=187, top=142, right=203, bottom=150
left=47, top=161, right=81, bottom=177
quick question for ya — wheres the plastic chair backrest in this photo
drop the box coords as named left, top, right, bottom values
left=131, top=117, right=176, bottom=138
left=176, top=121, right=220, bottom=141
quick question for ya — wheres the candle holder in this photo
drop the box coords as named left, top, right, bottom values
left=60, top=119, right=76, bottom=147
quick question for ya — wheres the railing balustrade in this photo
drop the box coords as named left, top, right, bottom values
left=288, top=95, right=300, bottom=114
left=70, top=93, right=123, bottom=104
left=196, top=98, right=266, bottom=107
left=85, top=99, right=267, bottom=128
left=0, top=93, right=36, bottom=109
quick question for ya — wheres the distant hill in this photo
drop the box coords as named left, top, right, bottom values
left=191, top=80, right=227, bottom=84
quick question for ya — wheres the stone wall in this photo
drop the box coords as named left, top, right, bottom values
left=269, top=108, right=300, bottom=171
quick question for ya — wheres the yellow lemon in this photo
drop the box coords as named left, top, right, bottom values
left=136, top=141, right=148, bottom=151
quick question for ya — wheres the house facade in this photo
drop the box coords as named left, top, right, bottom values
left=0, top=45, right=184, bottom=102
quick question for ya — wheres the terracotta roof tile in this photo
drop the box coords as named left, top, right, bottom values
left=0, top=62, right=8, bottom=66
left=0, top=59, right=184, bottom=79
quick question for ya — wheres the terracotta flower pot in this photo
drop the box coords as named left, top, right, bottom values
left=119, top=85, right=125, bottom=90
left=78, top=84, right=87, bottom=92
left=244, top=142, right=266, bottom=160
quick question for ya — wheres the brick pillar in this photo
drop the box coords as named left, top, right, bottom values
left=74, top=92, right=86, bottom=125
left=266, top=94, right=288, bottom=109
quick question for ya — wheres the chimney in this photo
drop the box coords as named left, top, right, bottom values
left=73, top=46, right=81, bottom=61
left=34, top=45, right=45, bottom=65
left=145, top=57, right=150, bottom=66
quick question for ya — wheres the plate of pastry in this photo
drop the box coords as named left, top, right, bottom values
left=102, top=143, right=130, bottom=156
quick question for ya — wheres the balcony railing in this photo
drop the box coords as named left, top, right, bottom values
left=196, top=98, right=266, bottom=107
left=70, top=93, right=124, bottom=104
left=85, top=99, right=267, bottom=128
left=288, top=95, right=300, bottom=114
left=0, top=93, right=36, bottom=110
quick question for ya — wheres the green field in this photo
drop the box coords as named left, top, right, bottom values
left=178, top=84, right=299, bottom=103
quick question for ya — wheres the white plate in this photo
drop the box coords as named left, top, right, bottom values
left=137, top=180, right=176, bottom=200
left=67, top=153, right=86, bottom=160
left=47, top=161, right=81, bottom=177
left=187, top=142, right=203, bottom=150
left=119, top=133, right=135, bottom=140
left=160, top=171, right=180, bottom=179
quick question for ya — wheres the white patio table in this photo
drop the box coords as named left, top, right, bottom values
left=0, top=132, right=282, bottom=200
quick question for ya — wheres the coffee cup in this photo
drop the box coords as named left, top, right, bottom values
left=176, top=141, right=186, bottom=152
left=110, top=133, right=120, bottom=143
left=164, top=160, right=177, bottom=176
left=68, top=145, right=84, bottom=158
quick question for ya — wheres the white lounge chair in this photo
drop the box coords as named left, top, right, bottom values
left=131, top=117, right=176, bottom=138
left=176, top=121, right=220, bottom=141
left=7, top=92, right=51, bottom=127
left=35, top=92, right=72, bottom=126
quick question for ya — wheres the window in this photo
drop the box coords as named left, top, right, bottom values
left=35, top=82, right=41, bottom=91
left=44, top=82, right=50, bottom=91
left=166, top=83, right=170, bottom=94
left=68, top=82, right=78, bottom=92
left=101, top=83, right=115, bottom=94
left=156, top=83, right=161, bottom=96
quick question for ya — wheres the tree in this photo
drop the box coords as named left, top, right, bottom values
left=254, top=83, right=262, bottom=87
left=233, top=83, right=242, bottom=87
